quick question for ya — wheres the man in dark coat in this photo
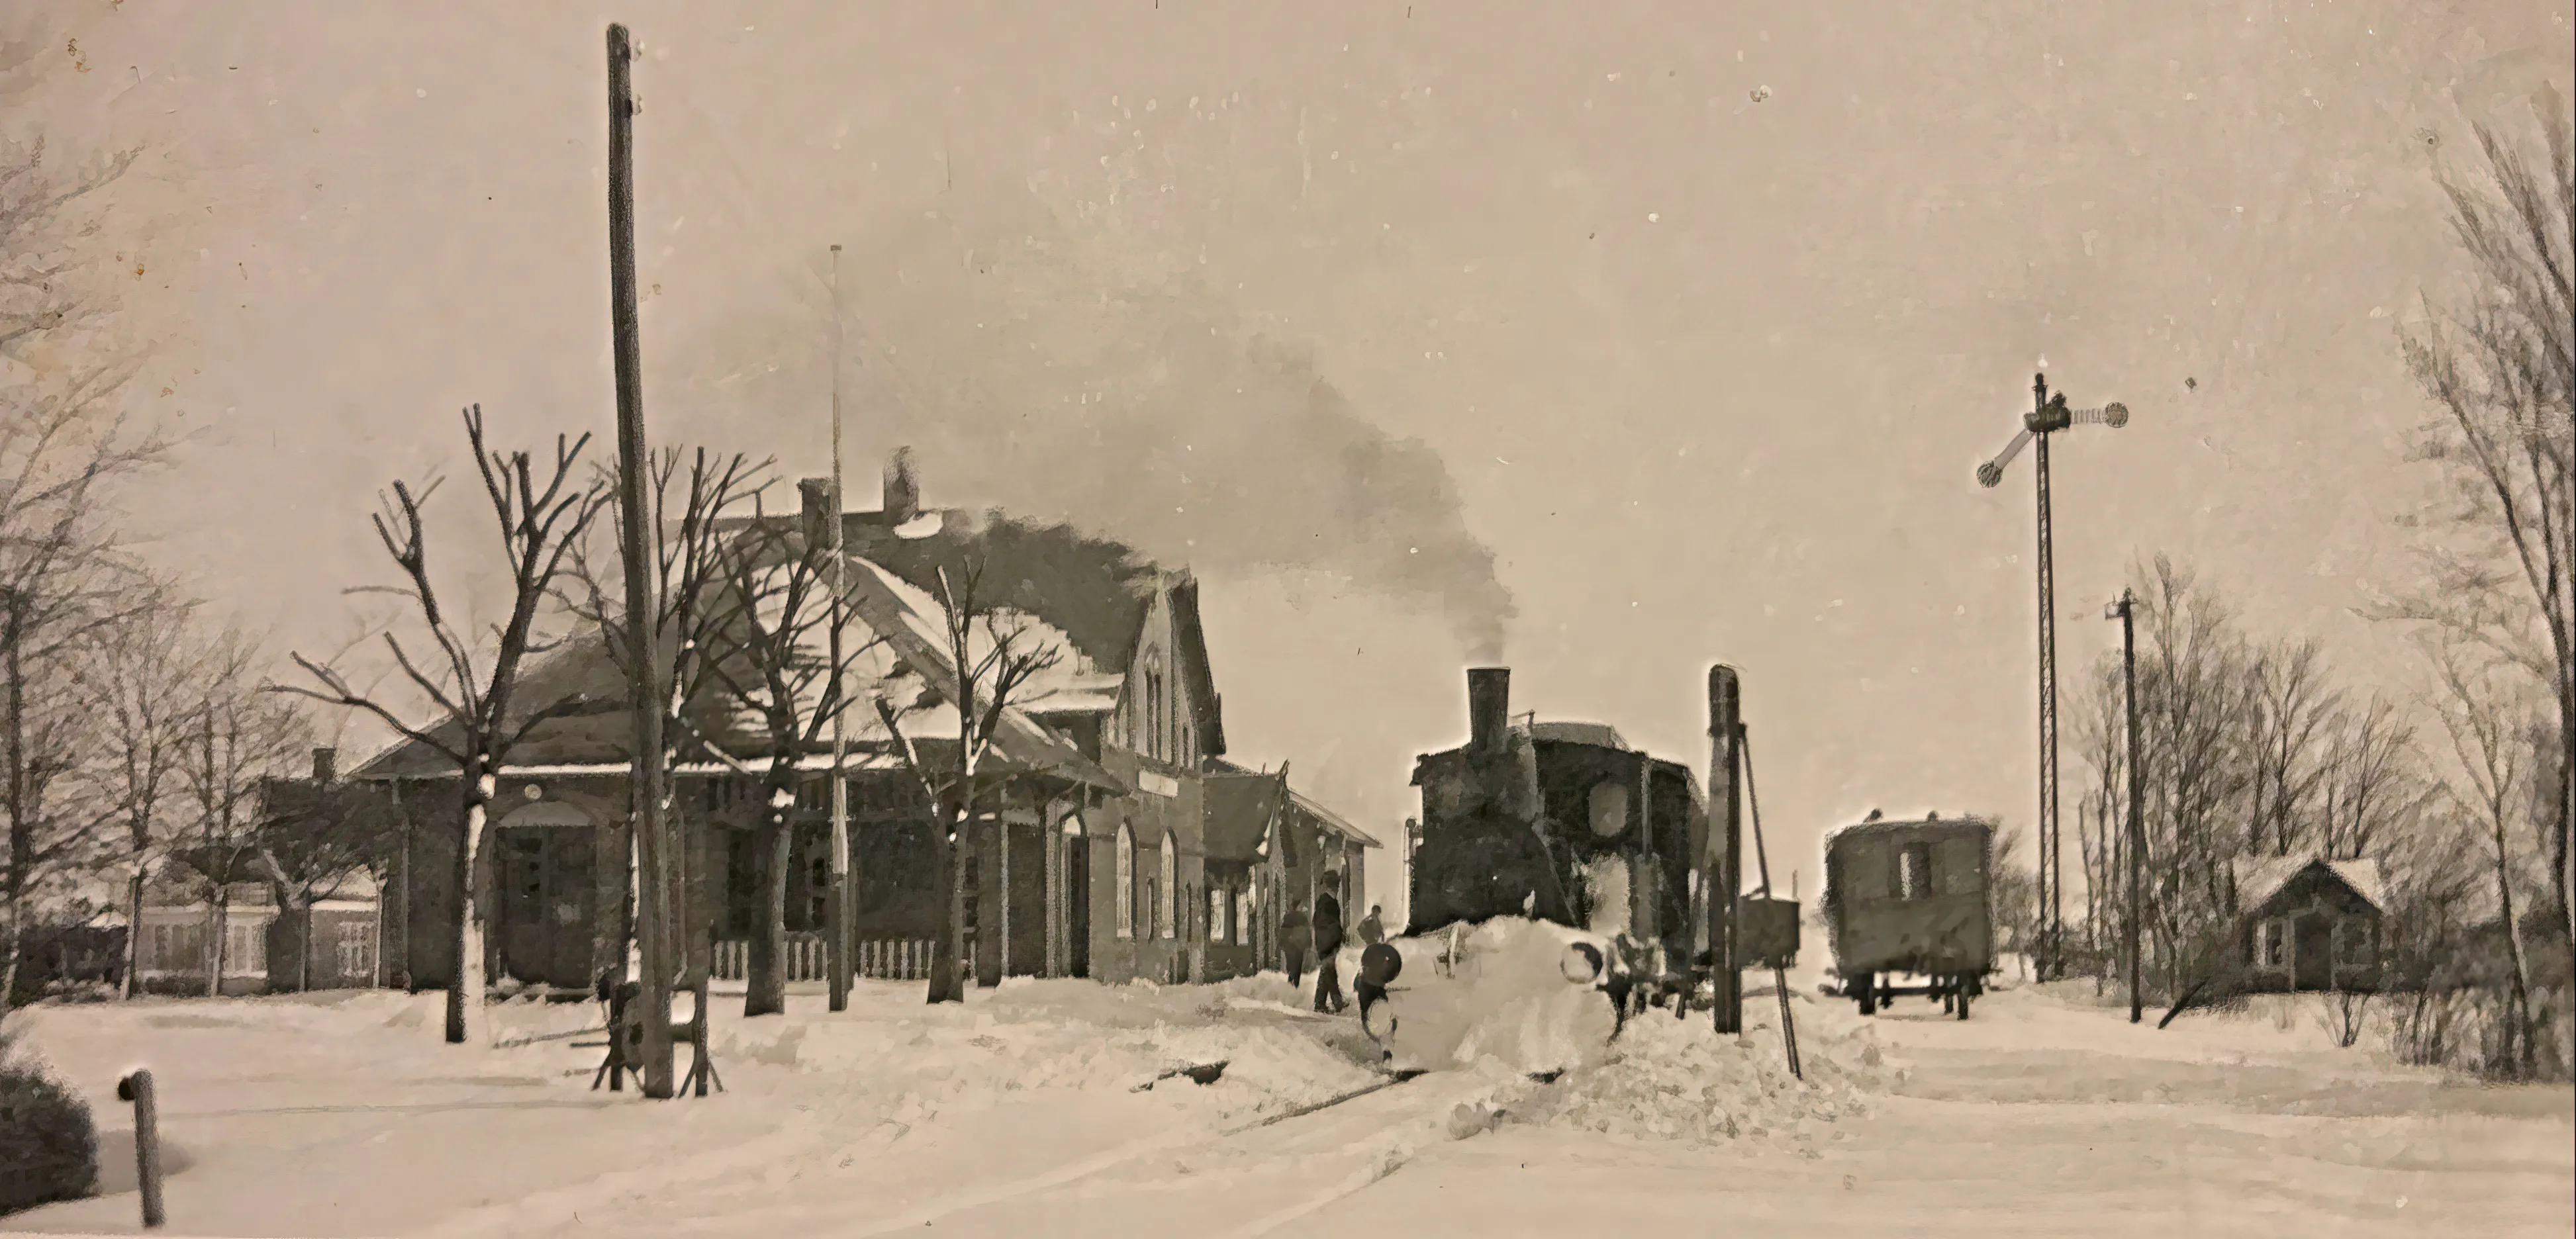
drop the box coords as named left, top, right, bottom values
left=1280, top=898, right=1310, bottom=988
left=1312, top=890, right=1348, bottom=1013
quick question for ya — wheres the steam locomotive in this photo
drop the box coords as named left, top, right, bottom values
left=1406, top=668, right=1713, bottom=982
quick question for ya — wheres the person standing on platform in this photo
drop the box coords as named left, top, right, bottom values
left=1280, top=897, right=1310, bottom=989
left=1357, top=905, right=1386, bottom=947
left=1312, top=889, right=1348, bottom=1014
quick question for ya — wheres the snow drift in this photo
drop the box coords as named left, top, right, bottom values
left=1372, top=917, right=1622, bottom=1076
left=1357, top=917, right=1894, bottom=1150
left=1511, top=989, right=1889, bottom=1148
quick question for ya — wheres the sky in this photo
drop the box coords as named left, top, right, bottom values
left=16, top=0, right=2575, bottom=924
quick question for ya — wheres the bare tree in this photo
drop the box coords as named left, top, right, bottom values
left=0, top=43, right=173, bottom=1015
left=2134, top=556, right=2263, bottom=987
left=2316, top=692, right=2432, bottom=862
left=281, top=407, right=610, bottom=1045
left=873, top=555, right=1065, bottom=1005
left=2248, top=637, right=2341, bottom=858
left=0, top=631, right=109, bottom=1015
left=563, top=447, right=768, bottom=989
left=250, top=760, right=399, bottom=994
left=2391, top=92, right=2576, bottom=956
left=0, top=15, right=141, bottom=365
left=70, top=582, right=200, bottom=998
left=2074, top=658, right=2133, bottom=985
left=175, top=626, right=307, bottom=999
left=1987, top=825, right=2042, bottom=978
left=687, top=500, right=883, bottom=1017
left=2426, top=634, right=2544, bottom=1077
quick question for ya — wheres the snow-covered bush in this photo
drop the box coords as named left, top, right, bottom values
left=0, top=1029, right=97, bottom=1216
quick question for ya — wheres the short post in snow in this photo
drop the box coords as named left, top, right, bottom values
left=116, top=1068, right=166, bottom=1228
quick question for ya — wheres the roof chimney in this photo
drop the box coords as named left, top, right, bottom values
left=1467, top=667, right=1509, bottom=753
left=312, top=747, right=337, bottom=785
left=883, top=447, right=920, bottom=525
left=797, top=477, right=841, bottom=549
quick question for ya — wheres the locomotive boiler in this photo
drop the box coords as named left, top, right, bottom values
left=1407, top=668, right=1711, bottom=976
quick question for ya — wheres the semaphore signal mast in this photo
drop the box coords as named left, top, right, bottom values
left=1978, top=371, right=2128, bottom=983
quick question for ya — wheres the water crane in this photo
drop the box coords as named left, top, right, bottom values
left=1978, top=372, right=2127, bottom=982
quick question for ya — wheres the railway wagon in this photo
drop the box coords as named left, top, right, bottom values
left=1822, top=813, right=1993, bottom=1019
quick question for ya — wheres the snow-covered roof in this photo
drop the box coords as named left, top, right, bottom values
left=1527, top=721, right=1629, bottom=751
left=2233, top=856, right=2388, bottom=915
left=350, top=549, right=1122, bottom=792
left=841, top=555, right=1122, bottom=791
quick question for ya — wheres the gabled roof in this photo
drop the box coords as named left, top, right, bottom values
left=719, top=506, right=1163, bottom=672
left=2234, top=856, right=2388, bottom=916
left=1169, top=577, right=1227, bottom=758
left=1204, top=758, right=1379, bottom=849
left=349, top=547, right=1120, bottom=792
left=730, top=503, right=1227, bottom=757
left=1203, top=770, right=1288, bottom=863
left=841, top=556, right=1120, bottom=790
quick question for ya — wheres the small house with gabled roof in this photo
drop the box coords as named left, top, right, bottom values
left=2232, top=856, right=2389, bottom=993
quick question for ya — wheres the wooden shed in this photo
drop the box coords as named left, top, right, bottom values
left=2232, top=856, right=2387, bottom=994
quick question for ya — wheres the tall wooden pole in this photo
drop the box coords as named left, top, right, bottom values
left=2117, top=588, right=2144, bottom=1024
left=1707, top=665, right=1742, bottom=1036
left=826, top=244, right=853, bottom=1012
left=2032, top=372, right=2062, bottom=983
left=606, top=23, right=675, bottom=1099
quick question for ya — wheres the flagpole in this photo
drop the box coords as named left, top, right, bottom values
left=826, top=243, right=853, bottom=1011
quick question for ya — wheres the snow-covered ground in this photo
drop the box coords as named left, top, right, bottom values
left=1, top=927, right=2566, bottom=1237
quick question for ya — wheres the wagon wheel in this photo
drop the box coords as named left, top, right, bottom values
left=1854, top=972, right=1877, bottom=1016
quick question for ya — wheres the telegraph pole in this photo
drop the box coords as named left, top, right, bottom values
left=1707, top=665, right=1743, bottom=1036
left=2109, top=589, right=2144, bottom=1023
left=826, top=244, right=853, bottom=1013
left=606, top=22, right=675, bottom=1098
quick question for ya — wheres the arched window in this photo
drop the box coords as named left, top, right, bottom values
left=1115, top=823, right=1135, bottom=940
left=1160, top=834, right=1178, bottom=940
left=1140, top=649, right=1167, bottom=762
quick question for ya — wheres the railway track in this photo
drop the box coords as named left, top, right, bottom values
left=840, top=1065, right=1543, bottom=1238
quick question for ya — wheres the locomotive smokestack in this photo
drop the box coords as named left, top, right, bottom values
left=883, top=447, right=921, bottom=526
left=1467, top=666, right=1510, bottom=753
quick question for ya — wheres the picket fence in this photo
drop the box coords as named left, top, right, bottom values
left=708, top=935, right=939, bottom=982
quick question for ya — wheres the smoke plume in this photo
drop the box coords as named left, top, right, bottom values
left=688, top=173, right=1515, bottom=659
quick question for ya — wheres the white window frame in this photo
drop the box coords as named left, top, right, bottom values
left=1114, top=824, right=1136, bottom=940
left=2256, top=919, right=2287, bottom=970
left=334, top=918, right=377, bottom=978
left=1897, top=841, right=1933, bottom=901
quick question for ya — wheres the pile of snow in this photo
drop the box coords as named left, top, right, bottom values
left=1512, top=989, right=1893, bottom=1148
left=683, top=974, right=1387, bottom=1128
left=1375, top=917, right=1621, bottom=1076
left=1349, top=916, right=1897, bottom=1148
